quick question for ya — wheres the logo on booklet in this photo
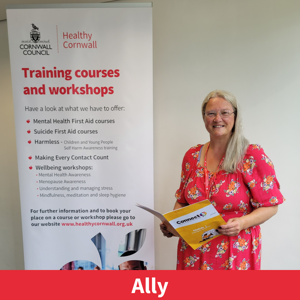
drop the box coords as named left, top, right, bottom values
left=176, top=211, right=208, bottom=225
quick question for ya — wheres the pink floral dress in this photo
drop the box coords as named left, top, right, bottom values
left=175, top=144, right=284, bottom=270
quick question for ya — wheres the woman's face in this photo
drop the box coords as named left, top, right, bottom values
left=204, top=97, right=235, bottom=140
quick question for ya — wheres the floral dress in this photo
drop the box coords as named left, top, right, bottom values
left=175, top=144, right=284, bottom=270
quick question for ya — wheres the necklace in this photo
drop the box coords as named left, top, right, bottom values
left=203, top=143, right=225, bottom=199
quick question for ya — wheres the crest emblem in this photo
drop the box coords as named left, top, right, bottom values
left=30, top=23, right=40, bottom=43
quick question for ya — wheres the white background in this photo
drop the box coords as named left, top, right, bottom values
left=0, top=0, right=299, bottom=270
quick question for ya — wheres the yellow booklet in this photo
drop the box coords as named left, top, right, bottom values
left=137, top=200, right=226, bottom=250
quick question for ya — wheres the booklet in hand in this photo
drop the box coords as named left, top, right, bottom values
left=136, top=200, right=226, bottom=250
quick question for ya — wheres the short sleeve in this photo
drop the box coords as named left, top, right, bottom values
left=175, top=145, right=201, bottom=204
left=242, top=144, right=285, bottom=208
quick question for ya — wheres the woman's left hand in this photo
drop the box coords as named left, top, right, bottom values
left=218, top=206, right=279, bottom=237
left=217, top=218, right=245, bottom=237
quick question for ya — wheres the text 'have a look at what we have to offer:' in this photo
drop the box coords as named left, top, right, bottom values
left=21, top=67, right=121, bottom=97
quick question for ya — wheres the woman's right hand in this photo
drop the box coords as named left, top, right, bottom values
left=160, top=222, right=174, bottom=238
left=160, top=221, right=181, bottom=238
left=160, top=201, right=187, bottom=238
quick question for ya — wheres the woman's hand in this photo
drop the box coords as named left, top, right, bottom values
left=160, top=200, right=187, bottom=238
left=218, top=206, right=278, bottom=237
left=160, top=222, right=173, bottom=238
left=217, top=218, right=245, bottom=237
left=160, top=221, right=180, bottom=238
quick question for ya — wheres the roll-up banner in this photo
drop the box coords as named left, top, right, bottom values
left=7, top=4, right=154, bottom=270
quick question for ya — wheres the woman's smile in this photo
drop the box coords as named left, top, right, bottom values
left=204, top=97, right=235, bottom=139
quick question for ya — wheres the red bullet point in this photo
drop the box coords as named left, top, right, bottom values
left=28, top=140, right=31, bottom=144
left=29, top=166, right=32, bottom=170
left=28, top=156, right=32, bottom=160
left=26, top=120, right=30, bottom=123
left=27, top=130, right=31, bottom=134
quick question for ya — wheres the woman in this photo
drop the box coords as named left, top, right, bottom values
left=160, top=90, right=284, bottom=270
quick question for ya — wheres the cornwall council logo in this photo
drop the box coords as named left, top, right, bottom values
left=30, top=23, right=40, bottom=43
left=19, top=24, right=52, bottom=55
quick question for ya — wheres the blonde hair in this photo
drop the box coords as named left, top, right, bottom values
left=202, top=90, right=249, bottom=173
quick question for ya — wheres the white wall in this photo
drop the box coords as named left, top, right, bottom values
left=0, top=0, right=299, bottom=269
left=0, top=20, right=24, bottom=269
